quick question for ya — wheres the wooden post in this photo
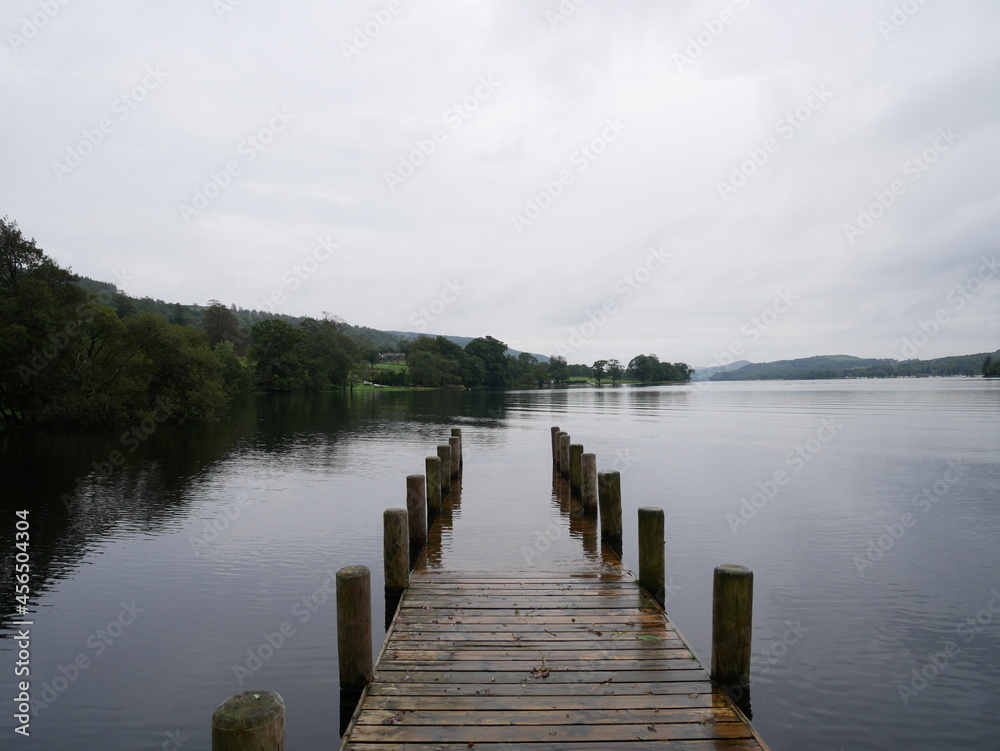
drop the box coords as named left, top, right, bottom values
left=558, top=434, right=571, bottom=477
left=437, top=444, right=452, bottom=494
left=425, top=456, right=442, bottom=517
left=550, top=426, right=561, bottom=466
left=383, top=508, right=409, bottom=592
left=597, top=470, right=623, bottom=542
left=711, top=564, right=754, bottom=691
left=569, top=444, right=584, bottom=498
left=448, top=436, right=461, bottom=477
left=581, top=453, right=598, bottom=515
left=554, top=432, right=567, bottom=472
left=337, top=565, right=373, bottom=694
left=638, top=507, right=665, bottom=607
left=450, top=427, right=463, bottom=469
left=212, top=690, right=285, bottom=751
left=406, top=475, right=427, bottom=546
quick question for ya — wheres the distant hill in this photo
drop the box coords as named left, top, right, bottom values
left=692, top=361, right=752, bottom=381
left=710, top=353, right=999, bottom=380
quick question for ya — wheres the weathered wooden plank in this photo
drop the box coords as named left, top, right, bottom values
left=405, top=583, right=637, bottom=592
left=396, top=608, right=661, bottom=619
left=402, top=597, right=652, bottom=609
left=357, top=706, right=741, bottom=726
left=383, top=648, right=693, bottom=660
left=361, top=693, right=728, bottom=711
left=372, top=669, right=711, bottom=684
left=391, top=618, right=669, bottom=631
left=347, top=720, right=752, bottom=743
left=367, top=680, right=715, bottom=697
left=386, top=638, right=687, bottom=649
left=346, top=744, right=754, bottom=751
left=380, top=659, right=704, bottom=672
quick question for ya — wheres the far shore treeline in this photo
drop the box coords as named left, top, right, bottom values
left=0, top=217, right=691, bottom=428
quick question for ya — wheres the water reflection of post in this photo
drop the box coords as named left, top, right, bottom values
left=423, top=468, right=461, bottom=570
left=551, top=467, right=597, bottom=557
left=722, top=684, right=753, bottom=720
left=340, top=689, right=358, bottom=737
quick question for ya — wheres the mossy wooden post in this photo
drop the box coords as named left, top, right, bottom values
left=383, top=508, right=408, bottom=592
left=581, top=452, right=598, bottom=515
left=425, top=456, right=442, bottom=518
left=448, top=436, right=461, bottom=477
left=212, top=690, right=285, bottom=751
left=450, top=427, right=463, bottom=469
left=711, top=564, right=754, bottom=692
left=558, top=434, right=571, bottom=477
left=406, top=474, right=427, bottom=547
left=336, top=565, right=373, bottom=694
left=550, top=426, right=561, bottom=466
left=569, top=443, right=584, bottom=498
left=437, top=444, right=452, bottom=494
left=597, top=470, right=623, bottom=542
left=638, top=507, right=665, bottom=607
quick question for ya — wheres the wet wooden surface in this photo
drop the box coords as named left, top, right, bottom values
left=339, top=468, right=770, bottom=750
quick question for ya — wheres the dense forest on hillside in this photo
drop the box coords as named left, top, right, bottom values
left=0, top=217, right=691, bottom=427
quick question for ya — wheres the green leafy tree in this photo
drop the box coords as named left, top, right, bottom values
left=214, top=340, right=252, bottom=396
left=204, top=300, right=246, bottom=354
left=607, top=359, right=624, bottom=384
left=627, top=354, right=661, bottom=382
left=250, top=319, right=305, bottom=391
left=407, top=336, right=466, bottom=386
left=465, top=336, right=510, bottom=388
left=513, top=352, right=539, bottom=385
left=298, top=317, right=353, bottom=389
left=548, top=355, right=569, bottom=383
left=592, top=359, right=608, bottom=385
left=122, top=313, right=228, bottom=422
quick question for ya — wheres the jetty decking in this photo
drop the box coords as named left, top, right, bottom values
left=340, top=552, right=769, bottom=749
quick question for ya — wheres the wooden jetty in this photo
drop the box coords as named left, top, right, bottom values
left=339, top=570, right=768, bottom=749
left=335, top=428, right=769, bottom=751
left=212, top=427, right=770, bottom=750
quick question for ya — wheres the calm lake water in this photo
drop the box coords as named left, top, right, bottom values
left=2, top=378, right=999, bottom=750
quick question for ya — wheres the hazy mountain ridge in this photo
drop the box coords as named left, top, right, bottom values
left=709, top=353, right=998, bottom=380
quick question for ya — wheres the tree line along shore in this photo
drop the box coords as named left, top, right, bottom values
left=1, top=217, right=691, bottom=428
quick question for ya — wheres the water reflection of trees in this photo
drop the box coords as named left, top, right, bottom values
left=0, top=389, right=523, bottom=635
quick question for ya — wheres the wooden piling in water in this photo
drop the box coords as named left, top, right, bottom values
left=569, top=443, right=583, bottom=498
left=550, top=426, right=560, bottom=465
left=558, top=433, right=571, bottom=476
left=597, top=470, right=623, bottom=543
left=212, top=690, right=285, bottom=751
left=406, top=474, right=427, bottom=546
left=425, top=456, right=442, bottom=517
left=448, top=436, right=461, bottom=477
left=336, top=565, right=373, bottom=694
left=581, top=452, right=598, bottom=515
left=554, top=431, right=567, bottom=472
left=638, top=507, right=665, bottom=607
left=450, top=428, right=463, bottom=469
left=437, top=444, right=452, bottom=494
left=711, top=563, right=754, bottom=691
left=383, top=508, right=409, bottom=593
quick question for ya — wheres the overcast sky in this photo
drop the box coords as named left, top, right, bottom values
left=3, top=0, right=998, bottom=366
